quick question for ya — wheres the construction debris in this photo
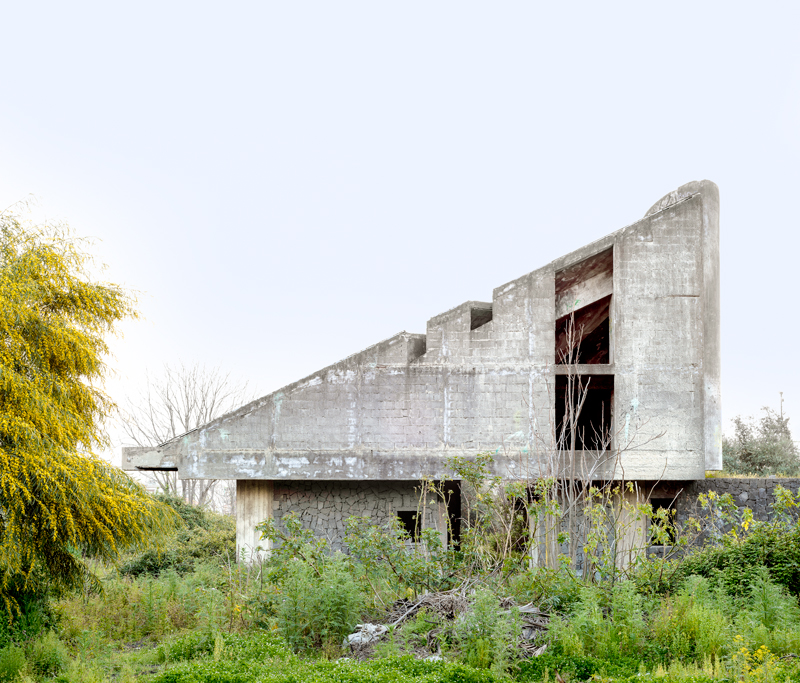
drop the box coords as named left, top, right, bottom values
left=343, top=588, right=551, bottom=660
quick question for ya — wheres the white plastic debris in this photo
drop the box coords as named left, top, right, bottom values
left=344, top=623, right=389, bottom=646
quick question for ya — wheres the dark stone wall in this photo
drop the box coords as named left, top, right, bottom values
left=674, top=477, right=800, bottom=525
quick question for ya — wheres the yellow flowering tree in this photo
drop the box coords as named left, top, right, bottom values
left=0, top=209, right=175, bottom=612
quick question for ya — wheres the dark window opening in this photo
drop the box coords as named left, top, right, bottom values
left=556, top=374, right=613, bottom=450
left=555, top=294, right=611, bottom=364
left=470, top=306, right=493, bottom=330
left=649, top=498, right=676, bottom=544
left=397, top=510, right=420, bottom=541
left=442, top=480, right=462, bottom=547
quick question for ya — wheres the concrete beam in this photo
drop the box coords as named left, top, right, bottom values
left=121, top=445, right=178, bottom=471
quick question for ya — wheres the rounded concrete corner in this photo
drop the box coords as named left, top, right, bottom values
left=644, top=179, right=719, bottom=218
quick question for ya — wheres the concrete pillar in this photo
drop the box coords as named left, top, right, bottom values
left=529, top=503, right=560, bottom=570
left=236, top=480, right=273, bottom=562
left=614, top=488, right=647, bottom=570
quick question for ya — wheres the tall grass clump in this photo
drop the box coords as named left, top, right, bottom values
left=0, top=644, right=26, bottom=682
left=453, top=589, right=521, bottom=674
left=277, top=558, right=362, bottom=655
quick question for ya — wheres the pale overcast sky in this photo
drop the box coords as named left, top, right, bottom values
left=2, top=2, right=799, bottom=453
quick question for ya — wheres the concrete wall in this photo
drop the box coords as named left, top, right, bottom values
left=123, top=180, right=721, bottom=485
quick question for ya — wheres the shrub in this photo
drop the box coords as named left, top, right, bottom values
left=26, top=631, right=69, bottom=677
left=723, top=406, right=799, bottom=476
left=649, top=576, right=729, bottom=663
left=550, top=582, right=645, bottom=663
left=675, top=523, right=800, bottom=596
left=119, top=548, right=194, bottom=578
left=119, top=499, right=235, bottom=578
left=0, top=645, right=26, bottom=683
left=277, top=558, right=362, bottom=654
left=454, top=589, right=520, bottom=674
left=160, top=631, right=216, bottom=662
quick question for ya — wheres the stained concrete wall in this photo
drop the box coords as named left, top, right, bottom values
left=236, top=480, right=273, bottom=561
left=123, top=179, right=721, bottom=486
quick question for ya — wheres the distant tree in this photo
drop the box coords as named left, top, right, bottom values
left=0, top=209, right=175, bottom=612
left=120, top=363, right=250, bottom=508
left=723, top=394, right=799, bottom=475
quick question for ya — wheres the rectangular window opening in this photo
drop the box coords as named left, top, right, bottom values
left=649, top=498, right=677, bottom=545
left=555, top=295, right=611, bottom=364
left=442, top=480, right=461, bottom=547
left=555, top=374, right=614, bottom=450
left=396, top=510, right=420, bottom=542
left=470, top=305, right=493, bottom=330
left=554, top=247, right=613, bottom=364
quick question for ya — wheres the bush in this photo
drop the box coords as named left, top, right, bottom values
left=649, top=576, right=729, bottom=663
left=119, top=548, right=194, bottom=578
left=548, top=582, right=645, bottom=663
left=454, top=589, right=520, bottom=673
left=159, top=631, right=217, bottom=662
left=26, top=631, right=69, bottom=677
left=277, top=558, right=363, bottom=654
left=723, top=407, right=799, bottom=475
left=119, top=498, right=235, bottom=578
left=675, top=523, right=800, bottom=596
left=0, top=645, right=26, bottom=683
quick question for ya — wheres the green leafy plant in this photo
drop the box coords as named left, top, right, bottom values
left=277, top=558, right=362, bottom=654
left=25, top=630, right=69, bottom=677
left=0, top=644, right=26, bottom=683
left=454, top=589, right=520, bottom=674
left=723, top=400, right=799, bottom=476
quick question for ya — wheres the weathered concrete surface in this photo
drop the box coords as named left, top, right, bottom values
left=236, top=480, right=273, bottom=561
left=123, top=180, right=722, bottom=483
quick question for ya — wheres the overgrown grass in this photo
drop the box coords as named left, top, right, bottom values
left=7, top=486, right=800, bottom=682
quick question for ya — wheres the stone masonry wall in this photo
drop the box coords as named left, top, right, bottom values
left=674, top=478, right=800, bottom=525
left=271, top=480, right=440, bottom=553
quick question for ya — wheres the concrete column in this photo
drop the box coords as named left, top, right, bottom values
left=614, top=488, right=647, bottom=570
left=236, top=480, right=273, bottom=562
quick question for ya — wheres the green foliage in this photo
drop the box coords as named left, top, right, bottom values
left=150, top=653, right=506, bottom=683
left=649, top=576, right=730, bottom=663
left=119, top=500, right=235, bottom=578
left=257, top=512, right=330, bottom=580
left=746, top=566, right=800, bottom=631
left=723, top=405, right=799, bottom=475
left=159, top=631, right=217, bottom=663
left=277, top=558, right=362, bottom=654
left=345, top=514, right=456, bottom=596
left=518, top=652, right=638, bottom=681
left=549, top=581, right=645, bottom=662
left=59, top=563, right=227, bottom=643
left=674, top=521, right=800, bottom=596
left=156, top=494, right=211, bottom=531
left=26, top=630, right=69, bottom=677
left=448, top=454, right=534, bottom=575
left=454, top=589, right=520, bottom=674
left=0, top=210, right=178, bottom=612
left=0, top=644, right=25, bottom=682
left=508, top=567, right=582, bottom=613
left=0, top=582, right=55, bottom=647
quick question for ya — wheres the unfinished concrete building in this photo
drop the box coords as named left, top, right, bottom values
left=123, top=179, right=721, bottom=560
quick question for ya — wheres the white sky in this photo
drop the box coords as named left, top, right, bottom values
left=2, top=2, right=799, bottom=455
